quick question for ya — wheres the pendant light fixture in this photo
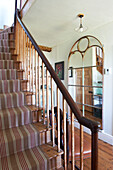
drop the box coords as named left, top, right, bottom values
left=75, top=14, right=87, bottom=32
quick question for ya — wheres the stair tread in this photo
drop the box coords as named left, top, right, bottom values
left=33, top=121, right=52, bottom=132
left=14, top=61, right=21, bottom=63
left=0, top=105, right=43, bottom=130
left=0, top=122, right=51, bottom=158
left=39, top=142, right=64, bottom=160
left=21, top=79, right=28, bottom=82
left=0, top=146, right=48, bottom=170
left=0, top=121, right=48, bottom=134
left=0, top=123, right=38, bottom=158
left=17, top=69, right=24, bottom=72
left=27, top=105, right=43, bottom=111
left=12, top=54, right=18, bottom=56
left=24, top=91, right=33, bottom=95
left=0, top=122, right=52, bottom=157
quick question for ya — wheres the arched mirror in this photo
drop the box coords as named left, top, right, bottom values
left=68, top=35, right=104, bottom=128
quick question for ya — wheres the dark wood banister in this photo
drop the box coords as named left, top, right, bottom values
left=16, top=10, right=100, bottom=132
left=15, top=2, right=100, bottom=168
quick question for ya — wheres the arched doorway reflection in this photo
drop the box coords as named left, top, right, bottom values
left=68, top=35, right=104, bottom=128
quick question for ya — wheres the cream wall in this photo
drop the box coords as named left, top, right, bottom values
left=89, top=22, right=113, bottom=137
left=0, top=0, right=15, bottom=28
left=50, top=22, right=113, bottom=139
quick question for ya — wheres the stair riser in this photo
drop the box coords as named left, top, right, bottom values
left=11, top=54, right=18, bottom=61
left=0, top=92, right=26, bottom=110
left=0, top=70, right=24, bottom=80
left=0, top=47, right=15, bottom=54
left=0, top=79, right=28, bottom=93
left=0, top=106, right=31, bottom=130
left=3, top=33, right=14, bottom=40
left=0, top=70, right=23, bottom=80
left=49, top=155, right=62, bottom=169
left=0, top=125, right=38, bottom=158
left=21, top=81, right=28, bottom=91
left=0, top=70, right=17, bottom=80
left=14, top=62, right=21, bottom=70
left=32, top=110, right=42, bottom=123
left=26, top=94, right=32, bottom=105
left=0, top=80, right=20, bottom=93
left=17, top=71, right=24, bottom=80
left=0, top=60, right=14, bottom=69
left=0, top=40, right=15, bottom=48
left=39, top=131, right=51, bottom=145
left=0, top=126, right=51, bottom=158
left=0, top=53, right=11, bottom=60
left=0, top=62, right=20, bottom=69
left=0, top=53, right=17, bottom=61
left=0, top=33, right=14, bottom=40
left=0, top=146, right=48, bottom=169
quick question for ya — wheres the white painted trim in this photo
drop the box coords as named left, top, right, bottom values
left=98, top=131, right=113, bottom=145
left=73, top=121, right=113, bottom=145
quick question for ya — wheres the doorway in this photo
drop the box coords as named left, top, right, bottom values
left=68, top=36, right=104, bottom=128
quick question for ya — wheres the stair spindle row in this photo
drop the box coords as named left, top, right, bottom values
left=15, top=8, right=100, bottom=169
left=15, top=19, right=86, bottom=169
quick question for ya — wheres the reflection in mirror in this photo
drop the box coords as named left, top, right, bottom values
left=68, top=36, right=104, bottom=129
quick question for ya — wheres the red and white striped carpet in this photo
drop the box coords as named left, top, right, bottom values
left=0, top=27, right=48, bottom=169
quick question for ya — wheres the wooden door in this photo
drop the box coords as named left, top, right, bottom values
left=75, top=67, right=92, bottom=113
left=75, top=69, right=82, bottom=110
left=84, top=68, right=92, bottom=112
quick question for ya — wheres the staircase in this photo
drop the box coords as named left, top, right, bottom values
left=0, top=27, right=63, bottom=169
left=0, top=1, right=100, bottom=169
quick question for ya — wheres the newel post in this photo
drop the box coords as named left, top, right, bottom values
left=91, top=128, right=99, bottom=170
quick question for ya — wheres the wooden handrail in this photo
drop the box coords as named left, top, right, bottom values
left=14, top=1, right=100, bottom=168
left=14, top=0, right=18, bottom=28
left=16, top=10, right=100, bottom=132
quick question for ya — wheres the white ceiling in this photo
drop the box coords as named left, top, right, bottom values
left=23, top=0, right=113, bottom=47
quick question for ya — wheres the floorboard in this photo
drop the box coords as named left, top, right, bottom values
left=59, top=129, right=113, bottom=169
left=68, top=132, right=113, bottom=170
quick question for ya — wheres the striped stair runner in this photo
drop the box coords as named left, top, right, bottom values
left=0, top=80, right=21, bottom=93
left=0, top=69, right=17, bottom=80
left=0, top=146, right=47, bottom=170
left=0, top=106, right=31, bottom=129
left=0, top=53, right=11, bottom=60
left=0, top=60, right=14, bottom=69
left=0, top=27, right=49, bottom=169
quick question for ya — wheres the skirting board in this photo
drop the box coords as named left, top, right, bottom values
left=73, top=121, right=113, bottom=145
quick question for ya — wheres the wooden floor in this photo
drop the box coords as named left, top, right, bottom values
left=59, top=132, right=113, bottom=170
left=75, top=139, right=113, bottom=170
left=84, top=111, right=102, bottom=129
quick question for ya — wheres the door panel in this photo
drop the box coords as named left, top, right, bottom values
left=75, top=68, right=92, bottom=113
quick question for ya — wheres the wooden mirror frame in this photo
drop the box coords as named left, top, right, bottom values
left=68, top=35, right=104, bottom=129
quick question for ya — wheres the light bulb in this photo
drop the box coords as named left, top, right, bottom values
left=79, top=23, right=83, bottom=32
left=80, top=27, right=83, bottom=32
